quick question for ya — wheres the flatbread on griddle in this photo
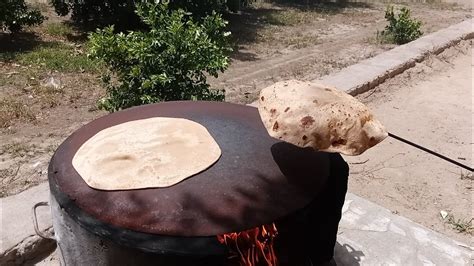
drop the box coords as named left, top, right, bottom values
left=72, top=118, right=221, bottom=190
left=258, top=80, right=388, bottom=156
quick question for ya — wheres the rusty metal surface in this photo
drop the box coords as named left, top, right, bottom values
left=49, top=101, right=330, bottom=237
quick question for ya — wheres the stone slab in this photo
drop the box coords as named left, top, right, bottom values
left=315, top=19, right=473, bottom=95
left=0, top=182, right=55, bottom=265
left=334, top=193, right=472, bottom=265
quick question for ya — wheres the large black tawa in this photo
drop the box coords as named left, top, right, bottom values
left=48, top=101, right=331, bottom=256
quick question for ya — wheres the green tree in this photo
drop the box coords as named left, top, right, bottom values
left=51, top=0, right=251, bottom=28
left=0, top=0, right=45, bottom=33
left=51, top=0, right=139, bottom=29
left=88, top=2, right=232, bottom=112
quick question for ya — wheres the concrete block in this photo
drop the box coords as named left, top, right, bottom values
left=335, top=193, right=472, bottom=265
left=0, top=183, right=56, bottom=265
left=316, top=19, right=474, bottom=96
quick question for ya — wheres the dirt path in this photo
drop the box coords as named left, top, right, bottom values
left=346, top=40, right=472, bottom=243
left=215, top=2, right=471, bottom=104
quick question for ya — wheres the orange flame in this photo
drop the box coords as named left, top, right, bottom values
left=217, top=223, right=278, bottom=266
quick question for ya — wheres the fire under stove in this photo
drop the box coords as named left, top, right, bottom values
left=48, top=101, right=349, bottom=265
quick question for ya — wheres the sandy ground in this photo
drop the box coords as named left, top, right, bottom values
left=346, top=40, right=472, bottom=244
left=212, top=1, right=472, bottom=104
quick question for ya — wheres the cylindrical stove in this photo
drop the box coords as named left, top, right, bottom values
left=48, top=101, right=346, bottom=265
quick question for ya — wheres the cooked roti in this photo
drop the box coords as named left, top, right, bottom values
left=258, top=80, right=388, bottom=155
left=72, top=118, right=221, bottom=190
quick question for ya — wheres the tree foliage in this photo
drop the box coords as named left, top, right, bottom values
left=51, top=0, right=252, bottom=28
left=88, top=2, right=232, bottom=112
left=0, top=0, right=45, bottom=33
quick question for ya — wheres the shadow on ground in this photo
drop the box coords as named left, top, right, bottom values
left=270, top=0, right=372, bottom=12
left=0, top=32, right=44, bottom=60
left=334, top=242, right=365, bottom=265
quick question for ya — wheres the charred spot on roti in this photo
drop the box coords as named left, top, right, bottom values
left=300, top=116, right=315, bottom=128
left=368, top=136, right=380, bottom=146
left=331, top=138, right=347, bottom=146
left=110, top=154, right=135, bottom=161
left=302, top=135, right=308, bottom=141
left=312, top=132, right=331, bottom=150
left=284, top=107, right=290, bottom=112
left=261, top=96, right=265, bottom=101
left=325, top=88, right=331, bottom=91
left=270, top=108, right=277, bottom=115
left=273, top=121, right=279, bottom=131
left=313, top=99, right=318, bottom=104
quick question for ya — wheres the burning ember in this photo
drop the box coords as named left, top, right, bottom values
left=217, top=223, right=279, bottom=266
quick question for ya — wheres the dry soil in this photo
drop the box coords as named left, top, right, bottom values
left=347, top=40, right=473, bottom=244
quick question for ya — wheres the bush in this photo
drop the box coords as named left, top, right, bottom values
left=381, top=6, right=422, bottom=45
left=88, top=2, right=232, bottom=112
left=0, top=0, right=45, bottom=33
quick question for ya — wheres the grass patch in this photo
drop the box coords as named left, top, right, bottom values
left=0, top=164, right=21, bottom=197
left=17, top=42, right=98, bottom=72
left=0, top=142, right=39, bottom=158
left=0, top=51, right=19, bottom=62
left=4, top=42, right=101, bottom=73
left=257, top=27, right=319, bottom=49
left=0, top=98, right=36, bottom=128
left=263, top=9, right=318, bottom=26
left=0, top=74, right=7, bottom=87
left=33, top=85, right=65, bottom=108
left=46, top=142, right=60, bottom=154
left=445, top=215, right=473, bottom=235
left=44, top=23, right=74, bottom=38
left=460, top=171, right=473, bottom=181
left=33, top=85, right=64, bottom=95
left=285, top=34, right=319, bottom=48
left=375, top=30, right=395, bottom=44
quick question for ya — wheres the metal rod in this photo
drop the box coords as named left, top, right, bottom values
left=388, top=132, right=473, bottom=172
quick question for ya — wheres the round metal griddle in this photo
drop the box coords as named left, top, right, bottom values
left=49, top=101, right=331, bottom=255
